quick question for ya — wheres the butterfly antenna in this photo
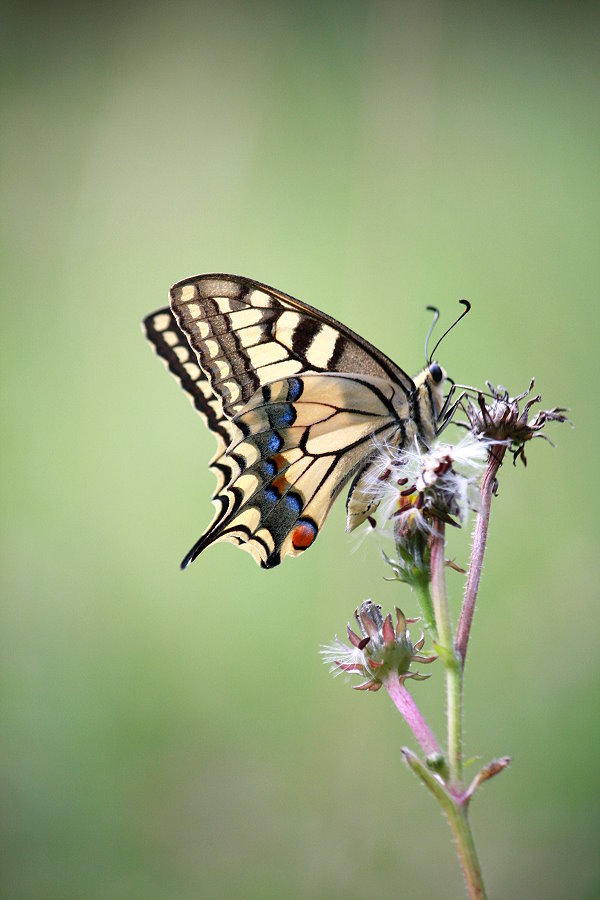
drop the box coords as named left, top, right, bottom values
left=429, top=299, right=471, bottom=362
left=424, top=306, right=440, bottom=365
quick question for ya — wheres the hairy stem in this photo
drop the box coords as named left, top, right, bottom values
left=456, top=445, right=506, bottom=666
left=384, top=673, right=441, bottom=758
left=413, top=574, right=438, bottom=639
left=430, top=519, right=463, bottom=788
left=447, top=804, right=487, bottom=899
left=430, top=519, right=452, bottom=648
left=402, top=749, right=486, bottom=899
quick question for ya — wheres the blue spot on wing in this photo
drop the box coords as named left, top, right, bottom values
left=263, top=459, right=277, bottom=478
left=268, top=403, right=296, bottom=429
left=268, top=432, right=283, bottom=453
left=287, top=378, right=303, bottom=402
left=279, top=404, right=296, bottom=426
left=285, top=492, right=302, bottom=515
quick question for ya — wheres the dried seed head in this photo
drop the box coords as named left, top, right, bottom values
left=361, top=437, right=487, bottom=587
left=369, top=437, right=488, bottom=532
left=465, top=379, right=570, bottom=465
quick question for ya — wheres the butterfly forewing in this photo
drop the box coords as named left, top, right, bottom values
left=169, top=275, right=415, bottom=419
left=145, top=274, right=444, bottom=569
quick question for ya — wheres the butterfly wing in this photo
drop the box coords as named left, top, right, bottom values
left=182, top=371, right=409, bottom=568
left=143, top=308, right=235, bottom=507
left=146, top=275, right=419, bottom=569
left=169, top=274, right=415, bottom=418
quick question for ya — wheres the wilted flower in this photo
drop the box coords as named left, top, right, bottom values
left=370, top=436, right=488, bottom=534
left=465, top=379, right=569, bottom=465
left=363, top=437, right=488, bottom=590
left=321, top=600, right=436, bottom=691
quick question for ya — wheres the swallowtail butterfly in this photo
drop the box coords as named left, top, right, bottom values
left=144, top=275, right=463, bottom=569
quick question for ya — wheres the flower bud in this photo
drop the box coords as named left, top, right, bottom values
left=322, top=601, right=436, bottom=691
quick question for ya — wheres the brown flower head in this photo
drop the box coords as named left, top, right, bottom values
left=465, top=379, right=570, bottom=465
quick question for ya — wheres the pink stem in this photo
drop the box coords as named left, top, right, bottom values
left=455, top=445, right=506, bottom=667
left=384, top=673, right=441, bottom=758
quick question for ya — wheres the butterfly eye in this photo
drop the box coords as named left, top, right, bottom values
left=430, top=362, right=444, bottom=384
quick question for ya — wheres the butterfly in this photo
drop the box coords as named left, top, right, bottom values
left=143, top=274, right=467, bottom=569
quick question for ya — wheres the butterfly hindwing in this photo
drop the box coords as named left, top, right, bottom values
left=181, top=372, right=407, bottom=568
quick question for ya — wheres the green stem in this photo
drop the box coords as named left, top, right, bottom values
left=446, top=654, right=463, bottom=788
left=430, top=519, right=452, bottom=648
left=402, top=750, right=486, bottom=899
left=446, top=803, right=487, bottom=899
left=430, top=519, right=463, bottom=788
left=413, top=574, right=437, bottom=639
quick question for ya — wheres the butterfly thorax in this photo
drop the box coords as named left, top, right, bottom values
left=409, top=363, right=447, bottom=447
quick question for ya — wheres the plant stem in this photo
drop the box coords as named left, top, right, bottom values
left=456, top=445, right=506, bottom=667
left=413, top=574, right=438, bottom=639
left=402, top=749, right=487, bottom=899
left=446, top=804, right=487, bottom=899
left=384, top=673, right=441, bottom=758
left=430, top=519, right=452, bottom=648
left=430, top=519, right=463, bottom=788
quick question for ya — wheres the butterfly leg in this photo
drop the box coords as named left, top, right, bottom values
left=437, top=387, right=469, bottom=434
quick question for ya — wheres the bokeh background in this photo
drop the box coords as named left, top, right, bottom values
left=2, top=1, right=598, bottom=897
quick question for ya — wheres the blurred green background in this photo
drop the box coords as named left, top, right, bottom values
left=2, top=1, right=598, bottom=897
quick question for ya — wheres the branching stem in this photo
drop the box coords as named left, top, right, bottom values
left=402, top=750, right=486, bottom=899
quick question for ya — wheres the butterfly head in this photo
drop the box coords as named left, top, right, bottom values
left=429, top=361, right=444, bottom=386
left=412, top=360, right=446, bottom=388
left=414, top=299, right=471, bottom=442
left=410, top=361, right=448, bottom=445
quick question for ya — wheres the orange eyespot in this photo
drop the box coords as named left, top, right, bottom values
left=292, top=520, right=317, bottom=550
